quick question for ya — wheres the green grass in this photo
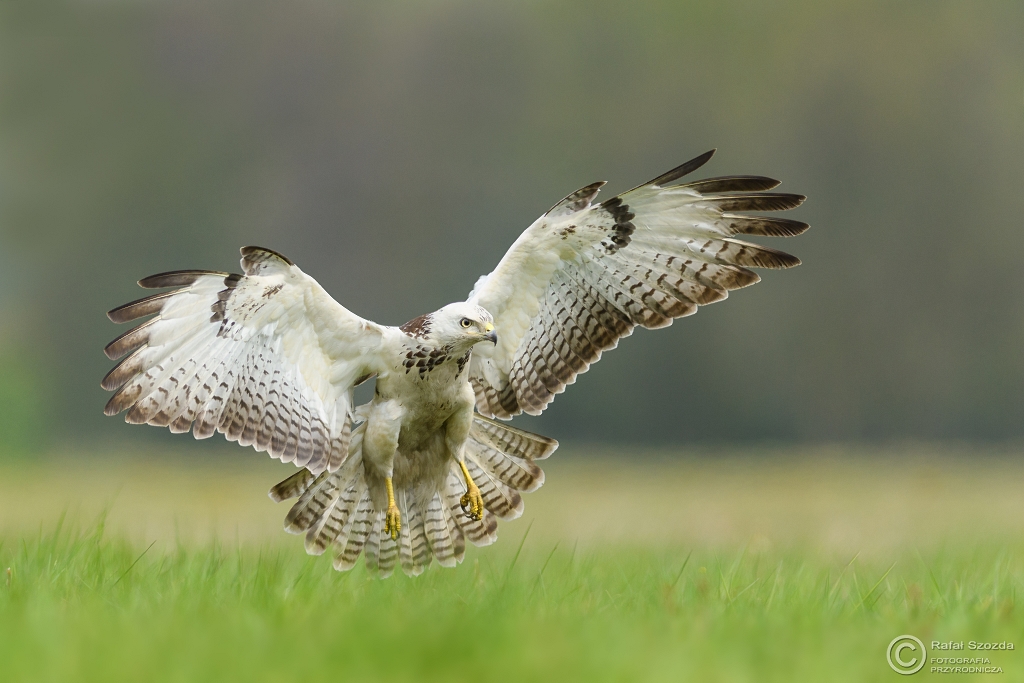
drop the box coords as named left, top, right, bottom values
left=2, top=521, right=1022, bottom=682
left=2, top=449, right=1024, bottom=681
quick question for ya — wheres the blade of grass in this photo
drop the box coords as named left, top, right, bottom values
left=529, top=541, right=560, bottom=600
left=856, top=561, right=896, bottom=611
left=668, top=550, right=693, bottom=593
left=916, top=548, right=948, bottom=608
left=112, top=540, right=156, bottom=586
left=502, top=520, right=533, bottom=588
left=828, top=551, right=860, bottom=608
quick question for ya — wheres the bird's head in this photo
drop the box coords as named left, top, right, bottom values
left=402, top=302, right=495, bottom=349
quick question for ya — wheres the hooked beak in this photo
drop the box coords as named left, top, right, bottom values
left=483, top=323, right=497, bottom=345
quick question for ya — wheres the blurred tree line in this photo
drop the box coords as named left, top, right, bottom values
left=1, top=0, right=1023, bottom=450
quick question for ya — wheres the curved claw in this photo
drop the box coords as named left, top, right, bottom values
left=384, top=504, right=401, bottom=540
left=460, top=484, right=484, bottom=521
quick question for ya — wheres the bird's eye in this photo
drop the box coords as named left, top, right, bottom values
left=460, top=318, right=472, bottom=328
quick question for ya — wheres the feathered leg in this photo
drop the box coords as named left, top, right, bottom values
left=362, top=399, right=404, bottom=540
left=443, top=397, right=484, bottom=521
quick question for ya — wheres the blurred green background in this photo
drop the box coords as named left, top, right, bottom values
left=1, top=0, right=1023, bottom=450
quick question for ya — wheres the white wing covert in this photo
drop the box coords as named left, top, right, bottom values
left=102, top=247, right=384, bottom=474
left=467, top=150, right=808, bottom=418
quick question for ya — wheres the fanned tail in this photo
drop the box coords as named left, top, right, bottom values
left=271, top=413, right=558, bottom=577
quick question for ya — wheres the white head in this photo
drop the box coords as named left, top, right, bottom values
left=399, top=302, right=496, bottom=349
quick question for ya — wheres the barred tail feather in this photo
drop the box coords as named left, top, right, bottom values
left=470, top=413, right=558, bottom=461
left=282, top=470, right=335, bottom=534
left=398, top=490, right=426, bottom=576
left=306, top=479, right=362, bottom=555
left=268, top=468, right=316, bottom=503
left=364, top=514, right=401, bottom=578
left=269, top=411, right=557, bottom=576
left=334, top=492, right=374, bottom=571
left=423, top=492, right=461, bottom=567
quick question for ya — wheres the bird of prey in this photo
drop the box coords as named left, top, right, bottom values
left=101, top=150, right=807, bottom=577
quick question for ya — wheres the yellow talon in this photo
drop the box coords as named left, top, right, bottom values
left=384, top=477, right=401, bottom=540
left=458, top=460, right=484, bottom=521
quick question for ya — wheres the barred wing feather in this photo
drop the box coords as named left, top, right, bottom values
left=102, top=246, right=384, bottom=474
left=467, top=150, right=807, bottom=418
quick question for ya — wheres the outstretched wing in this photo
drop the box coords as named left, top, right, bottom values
left=467, top=150, right=808, bottom=418
left=102, top=247, right=385, bottom=474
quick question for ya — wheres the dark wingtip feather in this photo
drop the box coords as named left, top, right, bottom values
left=682, top=175, right=782, bottom=193
left=104, top=383, right=142, bottom=416
left=729, top=267, right=762, bottom=289
left=646, top=149, right=716, bottom=187
left=724, top=215, right=810, bottom=238
left=107, top=290, right=177, bottom=323
left=778, top=221, right=811, bottom=237
left=138, top=270, right=228, bottom=289
left=544, top=181, right=607, bottom=217
left=100, top=347, right=145, bottom=392
left=240, top=246, right=293, bottom=265
left=103, top=317, right=157, bottom=360
left=733, top=241, right=802, bottom=269
left=103, top=396, right=123, bottom=417
left=705, top=193, right=806, bottom=213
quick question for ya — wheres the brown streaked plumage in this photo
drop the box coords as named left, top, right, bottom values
left=399, top=314, right=432, bottom=339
